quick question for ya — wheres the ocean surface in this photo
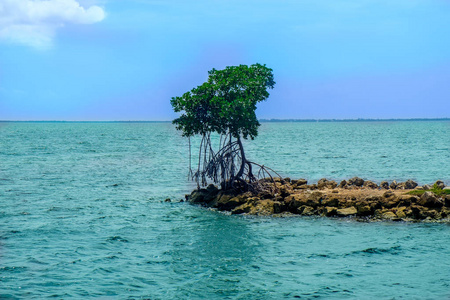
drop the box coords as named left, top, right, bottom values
left=1, top=121, right=449, bottom=299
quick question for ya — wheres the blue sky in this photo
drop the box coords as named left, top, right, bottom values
left=1, top=0, right=450, bottom=120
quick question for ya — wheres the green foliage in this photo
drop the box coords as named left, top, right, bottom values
left=407, top=184, right=450, bottom=196
left=171, top=63, right=275, bottom=140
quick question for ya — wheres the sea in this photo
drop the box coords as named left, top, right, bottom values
left=1, top=120, right=449, bottom=299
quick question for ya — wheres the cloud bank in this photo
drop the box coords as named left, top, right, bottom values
left=0, top=0, right=105, bottom=49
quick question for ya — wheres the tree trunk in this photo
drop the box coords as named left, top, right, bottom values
left=235, top=136, right=247, bottom=182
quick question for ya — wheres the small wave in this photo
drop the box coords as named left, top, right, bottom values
left=27, top=257, right=48, bottom=265
left=107, top=236, right=129, bottom=243
left=146, top=260, right=170, bottom=265
left=347, top=245, right=402, bottom=256
left=307, top=253, right=332, bottom=259
left=0, top=266, right=27, bottom=273
left=107, top=183, right=121, bottom=188
left=295, top=286, right=354, bottom=298
left=47, top=206, right=63, bottom=212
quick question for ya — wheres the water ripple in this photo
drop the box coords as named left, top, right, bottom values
left=0, top=122, right=449, bottom=299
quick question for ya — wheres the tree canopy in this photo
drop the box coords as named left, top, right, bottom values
left=171, top=63, right=276, bottom=189
left=171, top=63, right=275, bottom=140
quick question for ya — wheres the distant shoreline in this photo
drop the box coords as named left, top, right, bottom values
left=1, top=118, right=449, bottom=123
left=259, top=118, right=450, bottom=122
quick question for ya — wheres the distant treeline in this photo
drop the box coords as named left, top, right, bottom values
left=0, top=120, right=171, bottom=123
left=259, top=118, right=450, bottom=122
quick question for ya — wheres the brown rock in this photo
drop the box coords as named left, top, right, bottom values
left=251, top=199, right=278, bottom=215
left=383, top=190, right=395, bottom=199
left=348, top=177, right=365, bottom=187
left=273, top=177, right=283, bottom=183
left=380, top=181, right=389, bottom=189
left=258, top=191, right=274, bottom=199
left=404, top=180, right=418, bottom=190
left=397, top=195, right=413, bottom=207
left=370, top=202, right=382, bottom=211
left=365, top=195, right=382, bottom=202
left=328, top=181, right=338, bottom=189
left=403, top=208, right=414, bottom=218
left=285, top=194, right=307, bottom=211
left=363, top=180, right=378, bottom=189
left=338, top=199, right=351, bottom=208
left=317, top=178, right=329, bottom=189
left=307, top=191, right=324, bottom=207
left=389, top=180, right=398, bottom=190
left=188, top=190, right=207, bottom=203
left=395, top=207, right=407, bottom=219
left=435, top=180, right=445, bottom=189
left=381, top=211, right=397, bottom=220
left=279, top=186, right=291, bottom=198
left=441, top=208, right=450, bottom=218
left=283, top=177, right=291, bottom=184
left=292, top=179, right=307, bottom=186
left=423, top=209, right=439, bottom=219
left=337, top=206, right=357, bottom=216
left=317, top=179, right=337, bottom=189
left=445, top=195, right=450, bottom=208
left=300, top=205, right=315, bottom=216
left=189, top=186, right=221, bottom=204
left=231, top=203, right=253, bottom=214
left=384, top=200, right=398, bottom=209
left=423, top=184, right=432, bottom=190
left=374, top=209, right=384, bottom=217
left=339, top=180, right=348, bottom=188
left=411, top=205, right=426, bottom=219
left=273, top=201, right=284, bottom=213
left=397, top=182, right=406, bottom=190
left=322, top=197, right=339, bottom=207
left=324, top=206, right=337, bottom=216
left=418, top=192, right=443, bottom=208
left=356, top=205, right=372, bottom=216
left=217, top=195, right=247, bottom=211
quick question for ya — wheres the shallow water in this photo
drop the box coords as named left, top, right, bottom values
left=1, top=121, right=449, bottom=299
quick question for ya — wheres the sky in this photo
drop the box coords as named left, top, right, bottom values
left=1, top=0, right=450, bottom=121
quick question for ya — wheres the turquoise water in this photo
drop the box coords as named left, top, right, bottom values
left=1, top=121, right=449, bottom=299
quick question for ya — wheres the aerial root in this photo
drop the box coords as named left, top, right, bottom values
left=188, top=132, right=280, bottom=192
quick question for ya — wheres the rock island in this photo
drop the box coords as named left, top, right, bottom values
left=187, top=177, right=450, bottom=222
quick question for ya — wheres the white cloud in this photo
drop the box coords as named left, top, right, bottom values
left=0, top=0, right=105, bottom=49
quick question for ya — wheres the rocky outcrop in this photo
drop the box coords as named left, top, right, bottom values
left=186, top=178, right=450, bottom=222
